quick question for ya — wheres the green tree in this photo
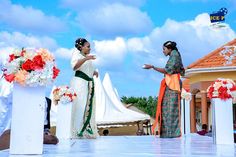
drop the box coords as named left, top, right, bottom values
left=121, top=96, right=158, bottom=117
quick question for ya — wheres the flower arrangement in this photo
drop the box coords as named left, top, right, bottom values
left=2, top=48, right=60, bottom=86
left=53, top=86, right=77, bottom=104
left=207, top=78, right=236, bottom=100
left=181, top=88, right=191, bottom=101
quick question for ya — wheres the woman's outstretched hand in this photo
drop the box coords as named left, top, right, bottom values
left=86, top=54, right=96, bottom=60
left=142, top=64, right=154, bottom=69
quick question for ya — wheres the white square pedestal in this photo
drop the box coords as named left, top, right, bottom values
left=56, top=101, right=72, bottom=139
left=10, top=83, right=45, bottom=154
left=212, top=98, right=234, bottom=145
left=181, top=99, right=191, bottom=135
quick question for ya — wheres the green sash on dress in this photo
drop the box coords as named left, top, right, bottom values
left=75, top=71, right=95, bottom=137
left=75, top=71, right=93, bottom=81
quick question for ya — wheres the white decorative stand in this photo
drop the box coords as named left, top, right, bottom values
left=56, top=101, right=72, bottom=139
left=181, top=99, right=191, bottom=135
left=10, top=83, right=45, bottom=154
left=211, top=98, right=234, bottom=145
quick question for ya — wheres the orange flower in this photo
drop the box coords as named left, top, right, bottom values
left=14, top=70, right=28, bottom=85
left=37, top=48, right=54, bottom=62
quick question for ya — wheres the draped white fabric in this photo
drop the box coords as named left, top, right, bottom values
left=0, top=78, right=13, bottom=135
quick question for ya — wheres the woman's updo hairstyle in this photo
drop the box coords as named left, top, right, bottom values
left=163, top=41, right=178, bottom=51
left=75, top=38, right=88, bottom=51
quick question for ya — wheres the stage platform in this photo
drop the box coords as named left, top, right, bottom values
left=0, top=134, right=235, bottom=157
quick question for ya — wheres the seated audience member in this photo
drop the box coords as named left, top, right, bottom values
left=205, top=125, right=212, bottom=137
left=103, top=129, right=109, bottom=136
left=197, top=124, right=208, bottom=136
left=0, top=129, right=10, bottom=150
left=43, top=97, right=59, bottom=144
left=136, top=129, right=145, bottom=136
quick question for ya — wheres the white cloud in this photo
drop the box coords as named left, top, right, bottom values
left=127, top=37, right=151, bottom=54
left=126, top=13, right=236, bottom=67
left=93, top=37, right=127, bottom=67
left=76, top=3, right=153, bottom=37
left=54, top=48, right=73, bottom=59
left=0, top=31, right=60, bottom=66
left=0, top=0, right=65, bottom=33
left=1, top=12, right=235, bottom=97
left=0, top=31, right=58, bottom=50
left=83, top=13, right=235, bottom=71
left=60, top=0, right=146, bottom=10
left=0, top=47, right=15, bottom=66
left=94, top=13, right=235, bottom=96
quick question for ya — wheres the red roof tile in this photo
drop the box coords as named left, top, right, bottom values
left=187, top=38, right=236, bottom=69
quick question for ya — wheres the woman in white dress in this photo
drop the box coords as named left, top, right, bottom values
left=70, top=38, right=98, bottom=139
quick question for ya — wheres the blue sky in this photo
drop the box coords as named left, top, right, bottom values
left=0, top=0, right=236, bottom=97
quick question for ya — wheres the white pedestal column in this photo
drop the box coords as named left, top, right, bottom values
left=10, top=83, right=45, bottom=154
left=56, top=101, right=72, bottom=139
left=211, top=98, right=234, bottom=145
left=181, top=99, right=191, bottom=135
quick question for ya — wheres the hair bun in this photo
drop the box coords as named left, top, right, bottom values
left=74, top=38, right=88, bottom=51
left=163, top=40, right=178, bottom=51
left=171, top=41, right=177, bottom=47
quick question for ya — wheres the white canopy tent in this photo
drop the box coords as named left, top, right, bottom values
left=95, top=73, right=150, bottom=126
left=114, top=87, right=119, bottom=98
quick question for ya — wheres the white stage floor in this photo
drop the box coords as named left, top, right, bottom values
left=0, top=134, right=235, bottom=157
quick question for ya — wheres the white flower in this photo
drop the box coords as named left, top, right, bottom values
left=181, top=88, right=191, bottom=101
left=231, top=91, right=236, bottom=98
left=53, top=86, right=77, bottom=104
left=60, top=96, right=72, bottom=104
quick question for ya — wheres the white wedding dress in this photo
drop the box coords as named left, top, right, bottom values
left=70, top=49, right=98, bottom=139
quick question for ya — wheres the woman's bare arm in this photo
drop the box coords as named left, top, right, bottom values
left=152, top=66, right=167, bottom=74
left=73, top=55, right=96, bottom=71
left=143, top=64, right=167, bottom=74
